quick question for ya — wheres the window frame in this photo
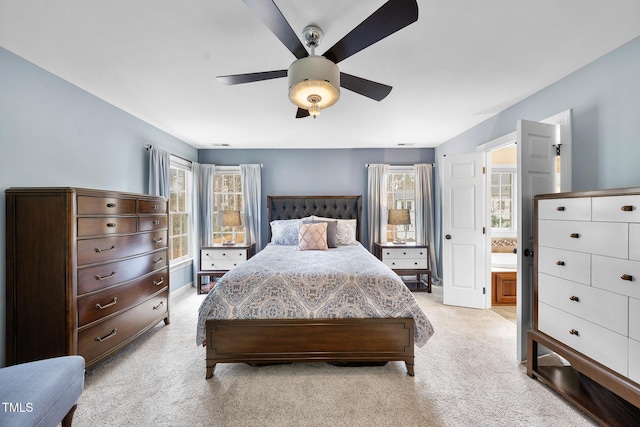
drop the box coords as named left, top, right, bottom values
left=385, top=166, right=416, bottom=243
left=213, top=166, right=246, bottom=245
left=168, top=156, right=193, bottom=269
left=490, top=167, right=517, bottom=236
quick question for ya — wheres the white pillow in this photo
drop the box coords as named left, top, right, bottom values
left=270, top=218, right=304, bottom=245
left=311, top=216, right=357, bottom=245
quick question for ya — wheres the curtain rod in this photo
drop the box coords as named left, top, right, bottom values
left=145, top=144, right=192, bottom=164
left=145, top=145, right=263, bottom=168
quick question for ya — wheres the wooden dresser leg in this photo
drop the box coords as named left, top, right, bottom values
left=62, top=403, right=77, bottom=427
left=206, top=364, right=216, bottom=379
left=405, top=362, right=415, bottom=376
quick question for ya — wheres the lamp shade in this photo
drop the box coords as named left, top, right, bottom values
left=288, top=55, right=340, bottom=118
left=217, top=210, right=242, bottom=227
left=388, top=209, right=411, bottom=225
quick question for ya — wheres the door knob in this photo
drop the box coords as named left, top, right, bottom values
left=523, top=248, right=534, bottom=257
left=445, top=234, right=452, bottom=240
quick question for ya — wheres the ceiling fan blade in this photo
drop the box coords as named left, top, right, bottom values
left=217, top=70, right=287, bottom=85
left=322, top=0, right=418, bottom=64
left=295, top=108, right=310, bottom=119
left=340, top=73, right=392, bottom=101
left=242, top=0, right=308, bottom=59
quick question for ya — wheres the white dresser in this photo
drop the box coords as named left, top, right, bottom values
left=197, top=244, right=256, bottom=294
left=374, top=242, right=432, bottom=292
left=528, top=189, right=640, bottom=424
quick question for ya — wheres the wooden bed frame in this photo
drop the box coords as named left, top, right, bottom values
left=205, top=195, right=416, bottom=378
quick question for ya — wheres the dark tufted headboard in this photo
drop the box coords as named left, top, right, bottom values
left=266, top=195, right=362, bottom=242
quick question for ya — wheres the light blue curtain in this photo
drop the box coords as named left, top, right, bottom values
left=367, top=164, right=389, bottom=252
left=148, top=146, right=171, bottom=197
left=414, top=164, right=440, bottom=284
left=241, top=164, right=262, bottom=249
left=191, top=163, right=215, bottom=281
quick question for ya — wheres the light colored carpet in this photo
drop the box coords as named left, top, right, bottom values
left=73, top=285, right=596, bottom=427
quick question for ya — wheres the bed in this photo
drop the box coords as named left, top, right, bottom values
left=196, top=195, right=434, bottom=378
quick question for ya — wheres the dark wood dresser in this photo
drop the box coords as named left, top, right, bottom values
left=5, top=187, right=170, bottom=368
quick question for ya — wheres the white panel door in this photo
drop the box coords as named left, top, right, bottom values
left=442, top=152, right=486, bottom=308
left=517, top=119, right=558, bottom=361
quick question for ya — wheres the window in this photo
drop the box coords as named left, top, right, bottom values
left=169, top=157, right=192, bottom=265
left=491, top=170, right=515, bottom=230
left=386, top=167, right=415, bottom=242
left=213, top=167, right=245, bottom=244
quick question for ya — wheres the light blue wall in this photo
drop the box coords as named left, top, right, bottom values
left=436, top=35, right=640, bottom=191
left=433, top=35, right=640, bottom=276
left=0, top=47, right=198, bottom=366
left=198, top=148, right=436, bottom=250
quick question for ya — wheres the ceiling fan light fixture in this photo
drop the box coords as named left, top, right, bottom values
left=288, top=55, right=340, bottom=116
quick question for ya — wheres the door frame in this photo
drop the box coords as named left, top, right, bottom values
left=475, top=109, right=572, bottom=360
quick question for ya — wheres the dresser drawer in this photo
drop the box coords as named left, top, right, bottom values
left=538, top=273, right=628, bottom=335
left=201, top=258, right=246, bottom=271
left=383, top=258, right=428, bottom=269
left=629, top=339, right=640, bottom=384
left=381, top=248, right=426, bottom=259
left=78, top=217, right=137, bottom=237
left=138, top=215, right=168, bottom=232
left=77, top=269, right=169, bottom=327
left=592, top=255, right=640, bottom=299
left=538, top=302, right=628, bottom=376
left=592, top=195, right=640, bottom=223
left=537, top=246, right=591, bottom=285
left=538, top=220, right=628, bottom=258
left=630, top=224, right=640, bottom=262
left=381, top=247, right=428, bottom=269
left=202, top=248, right=248, bottom=260
left=629, top=298, right=640, bottom=342
left=537, top=198, right=591, bottom=221
left=77, top=230, right=168, bottom=265
left=138, top=199, right=167, bottom=214
left=78, top=290, right=168, bottom=365
left=77, top=250, right=168, bottom=294
left=77, top=195, right=136, bottom=215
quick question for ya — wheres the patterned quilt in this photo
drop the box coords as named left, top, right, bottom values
left=196, top=243, right=434, bottom=347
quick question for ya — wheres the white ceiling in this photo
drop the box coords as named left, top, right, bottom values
left=2, top=0, right=640, bottom=149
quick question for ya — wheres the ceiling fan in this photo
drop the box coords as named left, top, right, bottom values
left=217, top=0, right=419, bottom=118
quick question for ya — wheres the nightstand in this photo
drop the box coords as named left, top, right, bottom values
left=197, top=243, right=256, bottom=294
left=374, top=242, right=431, bottom=292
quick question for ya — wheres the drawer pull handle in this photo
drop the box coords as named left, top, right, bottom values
left=106, top=203, right=116, bottom=208
left=621, top=274, right=634, bottom=281
left=153, top=237, right=164, bottom=243
left=569, top=329, right=579, bottom=336
left=95, top=297, right=118, bottom=310
left=153, top=204, right=160, bottom=210
left=153, top=220, right=160, bottom=225
left=153, top=301, right=164, bottom=311
left=556, top=206, right=565, bottom=211
left=556, top=261, right=565, bottom=266
left=152, top=257, right=163, bottom=264
left=95, top=328, right=117, bottom=342
left=153, top=278, right=165, bottom=286
left=621, top=205, right=635, bottom=212
left=94, top=245, right=116, bottom=253
left=570, top=233, right=580, bottom=238
left=106, top=223, right=116, bottom=228
left=95, top=271, right=116, bottom=281
left=569, top=295, right=579, bottom=302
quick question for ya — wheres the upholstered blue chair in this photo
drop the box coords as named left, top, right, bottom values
left=0, top=356, right=85, bottom=427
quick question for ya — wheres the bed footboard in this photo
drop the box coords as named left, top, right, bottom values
left=205, top=318, right=415, bottom=378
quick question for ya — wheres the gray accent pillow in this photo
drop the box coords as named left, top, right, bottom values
left=303, top=219, right=338, bottom=248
